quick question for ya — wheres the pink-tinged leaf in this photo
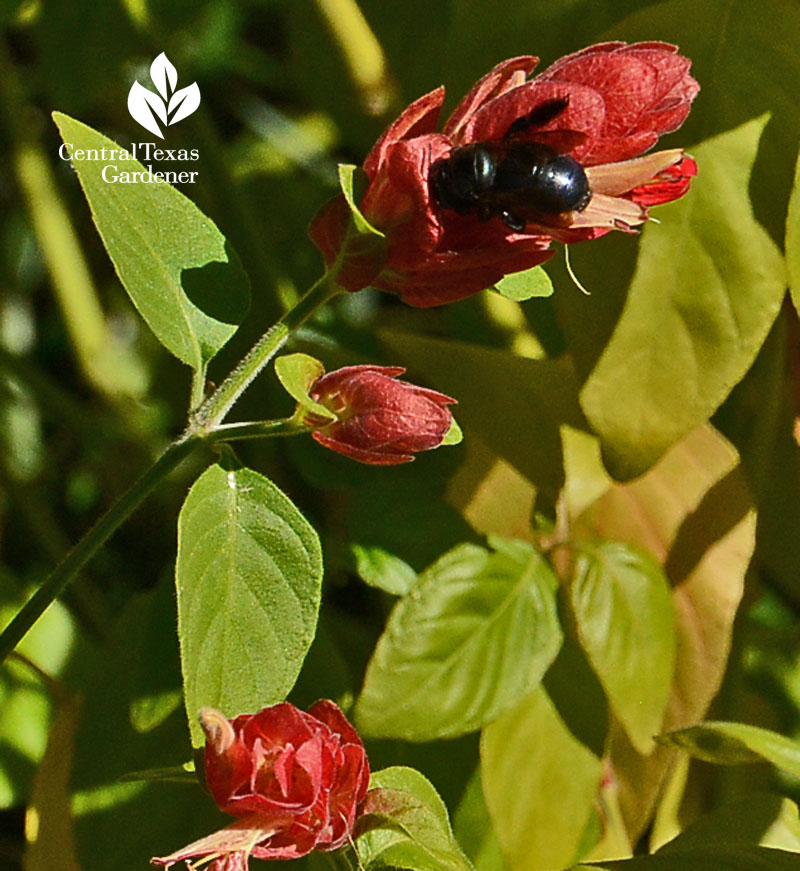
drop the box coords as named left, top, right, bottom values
left=150, top=51, right=177, bottom=100
left=168, top=82, right=201, bottom=125
left=574, top=424, right=755, bottom=841
left=127, top=81, right=165, bottom=138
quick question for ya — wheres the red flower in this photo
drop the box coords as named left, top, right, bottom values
left=309, top=41, right=698, bottom=307
left=307, top=364, right=456, bottom=465
left=151, top=701, right=370, bottom=869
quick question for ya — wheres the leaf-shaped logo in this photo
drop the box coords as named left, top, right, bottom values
left=127, top=53, right=201, bottom=138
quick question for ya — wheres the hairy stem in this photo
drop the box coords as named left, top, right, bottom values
left=189, top=271, right=342, bottom=432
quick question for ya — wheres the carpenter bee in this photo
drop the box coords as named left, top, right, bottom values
left=429, top=97, right=591, bottom=232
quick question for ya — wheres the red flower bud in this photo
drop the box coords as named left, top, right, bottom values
left=309, top=41, right=698, bottom=307
left=308, top=364, right=456, bottom=465
left=151, top=701, right=370, bottom=868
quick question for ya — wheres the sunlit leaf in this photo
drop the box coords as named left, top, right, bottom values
left=53, top=113, right=250, bottom=370
left=660, top=722, right=800, bottom=778
left=351, top=544, right=418, bottom=596
left=338, top=164, right=385, bottom=237
left=575, top=425, right=755, bottom=841
left=494, top=265, right=554, bottom=301
left=176, top=464, right=322, bottom=746
left=580, top=116, right=785, bottom=479
left=274, top=352, right=336, bottom=423
left=571, top=541, right=675, bottom=754
left=482, top=687, right=602, bottom=871
left=355, top=538, right=562, bottom=740
left=356, top=766, right=473, bottom=871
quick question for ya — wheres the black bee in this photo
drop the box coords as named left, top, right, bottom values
left=429, top=97, right=591, bottom=233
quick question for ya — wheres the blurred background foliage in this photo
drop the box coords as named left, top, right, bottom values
left=1, top=1, right=800, bottom=869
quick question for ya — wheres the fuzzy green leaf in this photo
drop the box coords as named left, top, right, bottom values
left=355, top=537, right=562, bottom=741
left=571, top=541, right=675, bottom=754
left=356, top=766, right=473, bottom=871
left=176, top=464, right=322, bottom=746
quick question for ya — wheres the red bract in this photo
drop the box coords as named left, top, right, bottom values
left=151, top=701, right=370, bottom=869
left=309, top=41, right=698, bottom=307
left=307, top=364, right=456, bottom=465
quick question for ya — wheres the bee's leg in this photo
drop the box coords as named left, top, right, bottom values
left=501, top=211, right=526, bottom=232
left=504, top=96, right=570, bottom=139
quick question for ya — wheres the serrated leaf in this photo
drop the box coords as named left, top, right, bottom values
left=494, top=265, right=554, bottom=301
left=573, top=846, right=800, bottom=870
left=659, top=722, right=800, bottom=777
left=351, top=544, right=418, bottom=596
left=176, top=464, right=322, bottom=746
left=355, top=538, right=562, bottom=741
left=338, top=164, right=385, bottom=237
left=273, top=353, right=336, bottom=423
left=482, top=687, right=602, bottom=871
left=53, top=113, right=249, bottom=370
left=580, top=116, right=785, bottom=479
left=571, top=541, right=676, bottom=754
left=356, top=766, right=473, bottom=871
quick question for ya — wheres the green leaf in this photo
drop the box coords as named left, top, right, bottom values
left=494, top=265, right=554, bottom=301
left=338, top=163, right=385, bottom=237
left=573, top=847, right=800, bottom=870
left=356, top=766, right=473, bottom=871
left=176, top=464, right=322, bottom=746
left=274, top=353, right=336, bottom=423
left=355, top=538, right=562, bottom=740
left=786, top=142, right=800, bottom=317
left=454, top=769, right=507, bottom=871
left=571, top=541, right=676, bottom=754
left=442, top=418, right=464, bottom=446
left=53, top=113, right=250, bottom=370
left=579, top=116, right=785, bottom=479
left=659, top=721, right=800, bottom=777
left=482, top=687, right=602, bottom=871
left=659, top=794, right=800, bottom=855
left=351, top=544, right=418, bottom=596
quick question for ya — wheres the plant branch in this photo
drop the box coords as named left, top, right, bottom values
left=189, top=271, right=342, bottom=432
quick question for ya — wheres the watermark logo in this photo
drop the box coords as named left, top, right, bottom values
left=128, top=53, right=200, bottom=139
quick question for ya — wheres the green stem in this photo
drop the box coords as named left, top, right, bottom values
left=0, top=270, right=342, bottom=662
left=0, top=438, right=200, bottom=665
left=209, top=418, right=308, bottom=442
left=189, top=272, right=342, bottom=432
